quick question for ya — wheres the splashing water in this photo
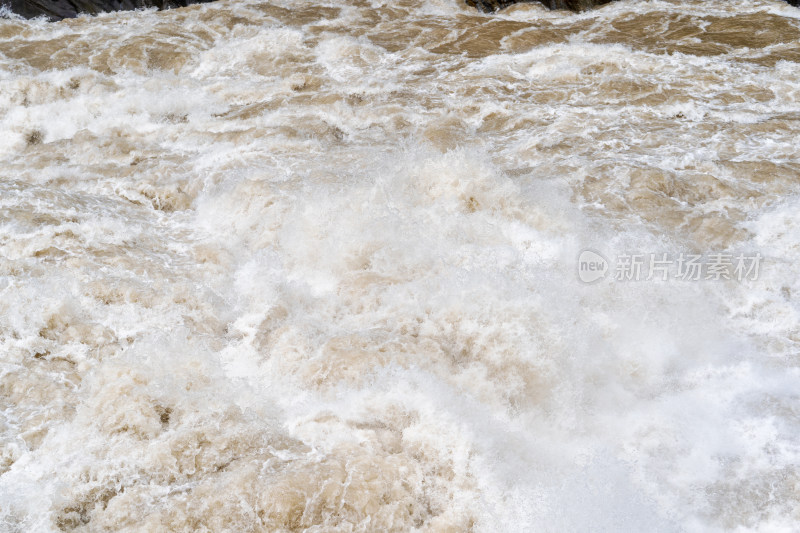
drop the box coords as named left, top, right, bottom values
left=1, top=0, right=799, bottom=531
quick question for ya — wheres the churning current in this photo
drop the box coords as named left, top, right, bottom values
left=1, top=0, right=799, bottom=531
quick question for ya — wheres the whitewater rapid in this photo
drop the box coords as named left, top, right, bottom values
left=1, top=0, right=799, bottom=531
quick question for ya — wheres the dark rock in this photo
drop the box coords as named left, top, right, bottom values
left=466, top=0, right=615, bottom=12
left=1, top=0, right=215, bottom=20
left=3, top=0, right=799, bottom=23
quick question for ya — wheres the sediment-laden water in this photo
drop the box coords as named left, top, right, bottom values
left=1, top=0, right=799, bottom=531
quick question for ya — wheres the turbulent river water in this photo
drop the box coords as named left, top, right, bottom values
left=1, top=0, right=799, bottom=531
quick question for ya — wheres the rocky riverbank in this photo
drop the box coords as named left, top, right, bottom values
left=1, top=0, right=213, bottom=20
left=4, top=0, right=800, bottom=20
left=466, top=0, right=614, bottom=12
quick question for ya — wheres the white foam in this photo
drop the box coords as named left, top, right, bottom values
left=1, top=0, right=799, bottom=530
